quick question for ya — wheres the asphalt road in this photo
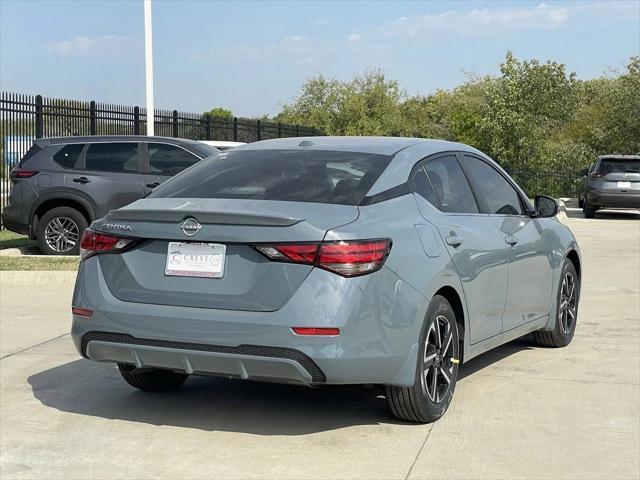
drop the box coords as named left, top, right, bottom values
left=1, top=208, right=639, bottom=480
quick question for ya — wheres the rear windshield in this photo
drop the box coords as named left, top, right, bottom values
left=598, top=159, right=640, bottom=174
left=149, top=149, right=392, bottom=205
left=188, top=143, right=220, bottom=159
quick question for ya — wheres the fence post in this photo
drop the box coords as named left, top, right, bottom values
left=206, top=117, right=212, bottom=140
left=35, top=95, right=44, bottom=138
left=89, top=101, right=97, bottom=135
left=296, top=124, right=299, bottom=137
left=277, top=122, right=282, bottom=138
left=256, top=119, right=261, bottom=141
left=172, top=110, right=178, bottom=137
left=134, top=106, right=140, bottom=135
left=233, top=117, right=238, bottom=142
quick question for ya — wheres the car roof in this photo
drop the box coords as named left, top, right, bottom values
left=35, top=135, right=205, bottom=147
left=598, top=155, right=640, bottom=160
left=236, top=136, right=465, bottom=156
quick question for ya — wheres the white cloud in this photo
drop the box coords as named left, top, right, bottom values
left=379, top=3, right=571, bottom=37
left=347, top=33, right=361, bottom=42
left=282, top=35, right=308, bottom=42
left=47, top=35, right=133, bottom=56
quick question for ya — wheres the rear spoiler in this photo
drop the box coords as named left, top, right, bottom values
left=107, top=209, right=302, bottom=227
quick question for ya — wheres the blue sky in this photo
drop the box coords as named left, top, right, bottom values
left=1, top=0, right=639, bottom=117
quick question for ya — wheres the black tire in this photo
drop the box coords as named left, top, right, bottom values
left=117, top=363, right=188, bottom=392
left=578, top=197, right=584, bottom=209
left=533, top=259, right=579, bottom=348
left=36, top=206, right=88, bottom=255
left=386, top=295, right=460, bottom=423
left=583, top=202, right=596, bottom=219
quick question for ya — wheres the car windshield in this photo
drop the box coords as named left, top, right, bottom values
left=598, top=159, right=640, bottom=174
left=149, top=149, right=392, bottom=205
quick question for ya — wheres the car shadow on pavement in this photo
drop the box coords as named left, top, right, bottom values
left=565, top=207, right=640, bottom=220
left=28, top=336, right=537, bottom=434
left=458, top=335, right=535, bottom=381
left=27, top=360, right=397, bottom=434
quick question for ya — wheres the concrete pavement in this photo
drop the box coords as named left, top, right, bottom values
left=1, top=209, right=638, bottom=479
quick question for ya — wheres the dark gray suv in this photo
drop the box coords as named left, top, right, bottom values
left=578, top=155, right=640, bottom=218
left=2, top=136, right=219, bottom=255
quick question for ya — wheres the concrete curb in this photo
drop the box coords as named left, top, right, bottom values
left=557, top=198, right=569, bottom=224
left=0, top=270, right=77, bottom=287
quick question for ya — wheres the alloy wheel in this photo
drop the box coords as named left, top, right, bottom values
left=559, top=272, right=577, bottom=334
left=421, top=315, right=455, bottom=403
left=44, top=216, right=80, bottom=253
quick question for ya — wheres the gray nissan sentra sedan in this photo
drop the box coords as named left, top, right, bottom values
left=71, top=137, right=581, bottom=423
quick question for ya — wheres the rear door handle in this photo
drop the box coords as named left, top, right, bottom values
left=146, top=182, right=160, bottom=188
left=446, top=235, right=464, bottom=248
left=72, top=177, right=90, bottom=184
left=505, top=235, right=519, bottom=246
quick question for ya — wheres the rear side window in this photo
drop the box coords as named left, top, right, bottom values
left=424, top=156, right=478, bottom=214
left=412, top=167, right=439, bottom=206
left=18, top=144, right=42, bottom=167
left=150, top=149, right=392, bottom=205
left=52, top=144, right=84, bottom=169
left=148, top=143, right=200, bottom=175
left=598, top=158, right=640, bottom=174
left=85, top=143, right=138, bottom=173
left=463, top=156, right=524, bottom=215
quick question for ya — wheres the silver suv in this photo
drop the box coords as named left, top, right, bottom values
left=579, top=155, right=640, bottom=218
left=2, top=136, right=218, bottom=255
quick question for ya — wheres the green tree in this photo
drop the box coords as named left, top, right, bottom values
left=202, top=107, right=234, bottom=120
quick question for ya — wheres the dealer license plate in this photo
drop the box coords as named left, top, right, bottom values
left=165, top=242, right=226, bottom=278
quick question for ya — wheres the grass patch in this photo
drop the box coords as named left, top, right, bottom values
left=0, top=256, right=79, bottom=271
left=0, top=230, right=37, bottom=250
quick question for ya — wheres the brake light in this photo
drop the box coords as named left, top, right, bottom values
left=254, top=239, right=391, bottom=277
left=79, top=229, right=135, bottom=260
left=10, top=168, right=38, bottom=179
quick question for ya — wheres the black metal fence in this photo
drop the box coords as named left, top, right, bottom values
left=0, top=92, right=321, bottom=229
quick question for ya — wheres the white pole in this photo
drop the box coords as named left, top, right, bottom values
left=144, top=0, right=154, bottom=136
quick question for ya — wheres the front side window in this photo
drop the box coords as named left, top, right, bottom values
left=150, top=149, right=392, bottom=205
left=52, top=144, right=84, bottom=169
left=463, top=155, right=524, bottom=215
left=85, top=143, right=138, bottom=173
left=148, top=143, right=200, bottom=175
left=423, top=156, right=478, bottom=214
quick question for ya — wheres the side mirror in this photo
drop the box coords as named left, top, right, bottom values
left=533, top=195, right=559, bottom=218
left=579, top=168, right=588, bottom=177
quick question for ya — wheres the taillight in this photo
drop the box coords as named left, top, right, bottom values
left=254, top=239, right=391, bottom=277
left=10, top=168, right=38, bottom=179
left=79, top=229, right=135, bottom=261
left=591, top=171, right=607, bottom=179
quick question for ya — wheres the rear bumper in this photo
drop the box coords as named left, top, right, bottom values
left=71, top=256, right=427, bottom=387
left=1, top=210, right=29, bottom=235
left=586, top=190, right=640, bottom=208
left=82, top=331, right=324, bottom=385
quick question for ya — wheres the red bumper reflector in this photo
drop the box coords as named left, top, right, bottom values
left=72, top=307, right=93, bottom=317
left=292, top=327, right=340, bottom=336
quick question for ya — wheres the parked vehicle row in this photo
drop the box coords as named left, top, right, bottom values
left=70, top=136, right=581, bottom=423
left=2, top=136, right=219, bottom=255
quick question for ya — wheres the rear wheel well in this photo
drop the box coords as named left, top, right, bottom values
left=33, top=199, right=91, bottom=234
left=566, top=250, right=581, bottom=282
left=434, top=286, right=465, bottom=364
